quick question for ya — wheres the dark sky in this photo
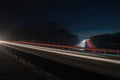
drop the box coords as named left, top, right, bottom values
left=0, top=0, right=120, bottom=40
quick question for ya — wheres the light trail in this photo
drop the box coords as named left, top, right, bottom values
left=1, top=41, right=120, bottom=65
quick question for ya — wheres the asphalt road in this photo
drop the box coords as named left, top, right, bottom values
left=1, top=41, right=120, bottom=80
left=0, top=46, right=44, bottom=80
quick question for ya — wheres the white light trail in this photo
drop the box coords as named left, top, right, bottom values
left=1, top=41, right=120, bottom=65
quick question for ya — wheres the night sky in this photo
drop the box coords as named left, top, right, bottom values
left=0, top=0, right=120, bottom=40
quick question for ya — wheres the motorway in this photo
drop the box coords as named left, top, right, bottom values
left=0, top=41, right=120, bottom=79
left=0, top=45, right=49, bottom=80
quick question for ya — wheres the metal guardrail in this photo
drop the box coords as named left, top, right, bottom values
left=5, top=41, right=120, bottom=57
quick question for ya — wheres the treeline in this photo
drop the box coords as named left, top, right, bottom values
left=8, top=22, right=79, bottom=46
left=90, top=32, right=120, bottom=49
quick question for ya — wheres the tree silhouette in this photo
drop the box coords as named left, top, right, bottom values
left=90, top=32, right=120, bottom=49
left=9, top=22, right=79, bottom=46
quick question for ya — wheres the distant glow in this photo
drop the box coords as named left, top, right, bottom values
left=79, top=39, right=86, bottom=47
left=76, top=39, right=88, bottom=51
left=77, top=39, right=89, bottom=47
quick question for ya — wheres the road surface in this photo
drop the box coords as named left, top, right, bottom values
left=0, top=41, right=120, bottom=80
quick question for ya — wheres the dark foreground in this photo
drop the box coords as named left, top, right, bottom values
left=0, top=45, right=119, bottom=80
left=0, top=49, right=47, bottom=80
